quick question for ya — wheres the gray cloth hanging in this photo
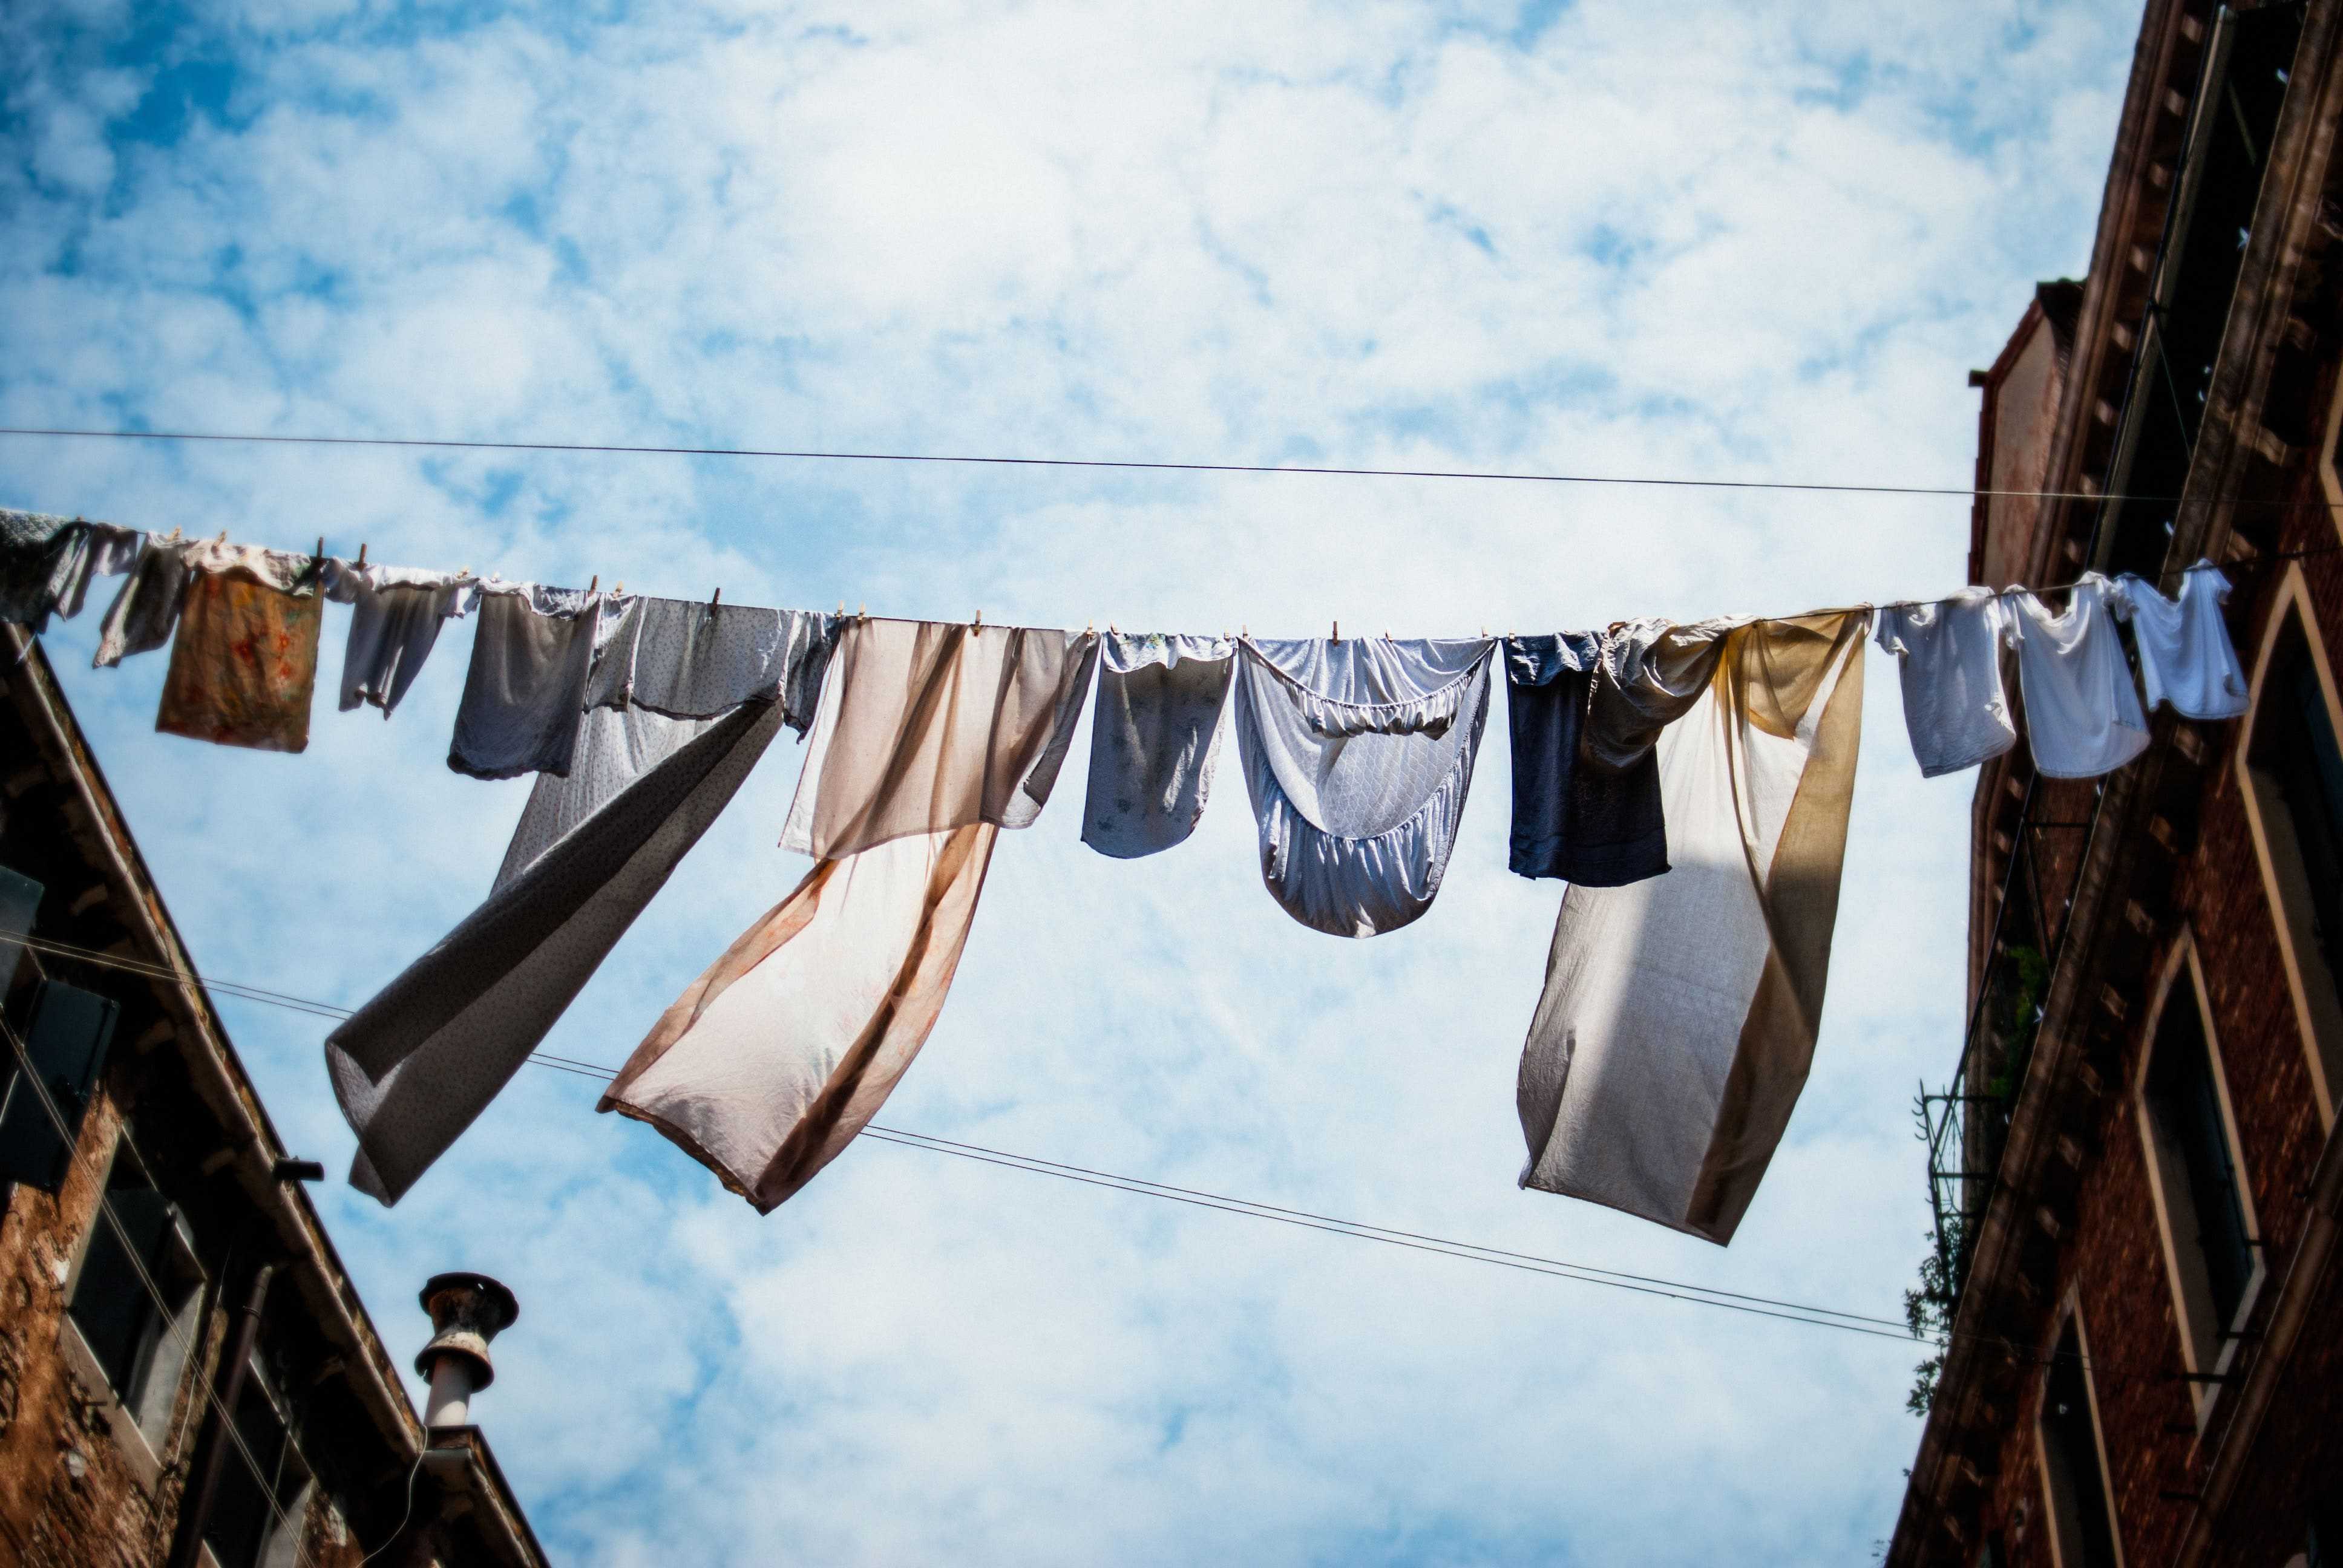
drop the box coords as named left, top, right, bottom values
left=324, top=561, right=479, bottom=717
left=447, top=583, right=622, bottom=780
left=95, top=535, right=192, bottom=667
left=1081, top=632, right=1234, bottom=860
left=327, top=606, right=836, bottom=1204
left=1231, top=636, right=1495, bottom=937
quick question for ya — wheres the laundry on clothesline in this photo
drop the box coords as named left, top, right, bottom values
left=0, top=500, right=2266, bottom=1241
left=324, top=560, right=479, bottom=719
left=601, top=616, right=1095, bottom=1212
left=1081, top=632, right=1235, bottom=860
left=326, top=598, right=836, bottom=1204
left=1232, top=635, right=1495, bottom=937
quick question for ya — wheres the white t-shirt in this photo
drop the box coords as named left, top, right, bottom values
left=2109, top=563, right=2249, bottom=720
left=2009, top=574, right=2151, bottom=779
left=1875, top=588, right=2018, bottom=777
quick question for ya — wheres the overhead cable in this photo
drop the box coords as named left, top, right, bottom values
left=7, top=422, right=2342, bottom=509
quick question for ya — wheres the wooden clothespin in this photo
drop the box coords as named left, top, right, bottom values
left=972, top=609, right=983, bottom=634
left=356, top=542, right=369, bottom=567
left=588, top=575, right=598, bottom=594
left=215, top=529, right=228, bottom=543
left=1331, top=619, right=1340, bottom=643
left=709, top=586, right=723, bottom=612
left=837, top=601, right=847, bottom=616
left=858, top=603, right=867, bottom=619
left=315, top=535, right=326, bottom=559
left=613, top=581, right=624, bottom=595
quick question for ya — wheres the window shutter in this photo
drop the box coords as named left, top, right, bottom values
left=0, top=979, right=121, bottom=1193
left=0, top=866, right=39, bottom=995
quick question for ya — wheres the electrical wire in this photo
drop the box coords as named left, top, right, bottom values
left=22, top=933, right=1979, bottom=1354
left=9, top=422, right=2343, bottom=510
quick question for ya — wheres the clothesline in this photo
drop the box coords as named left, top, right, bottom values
left=0, top=501, right=2295, bottom=1253
left=13, top=423, right=2343, bottom=510
left=8, top=504, right=2336, bottom=642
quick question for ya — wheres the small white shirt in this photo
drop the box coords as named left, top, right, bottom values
left=2109, top=563, right=2250, bottom=720
left=2009, top=574, right=2151, bottom=779
left=1875, top=588, right=2018, bottom=777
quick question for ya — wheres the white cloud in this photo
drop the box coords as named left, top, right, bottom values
left=0, top=1, right=2136, bottom=1562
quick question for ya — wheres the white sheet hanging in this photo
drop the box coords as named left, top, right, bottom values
left=1518, top=612, right=1867, bottom=1245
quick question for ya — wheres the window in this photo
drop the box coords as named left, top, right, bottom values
left=64, top=1146, right=204, bottom=1452
left=2137, top=944, right=2262, bottom=1393
left=0, top=978, right=121, bottom=1194
left=206, top=1357, right=313, bottom=1568
left=2099, top=3, right=2302, bottom=577
left=2240, top=584, right=2343, bottom=1126
left=2038, top=1316, right=2122, bottom=1568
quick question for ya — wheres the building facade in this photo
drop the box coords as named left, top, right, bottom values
left=0, top=627, right=548, bottom=1568
left=1893, top=1, right=2343, bottom=1564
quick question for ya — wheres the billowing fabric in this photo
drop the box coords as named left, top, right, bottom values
left=0, top=511, right=87, bottom=631
left=328, top=697, right=794, bottom=1203
left=2109, top=563, right=2249, bottom=720
left=781, top=618, right=1099, bottom=859
left=599, top=822, right=998, bottom=1211
left=1081, top=632, right=1235, bottom=859
left=326, top=598, right=841, bottom=1203
left=447, top=583, right=619, bottom=780
left=1504, top=630, right=1681, bottom=886
left=323, top=561, right=478, bottom=717
left=154, top=541, right=324, bottom=754
left=1233, top=636, right=1495, bottom=937
left=1518, top=612, right=1867, bottom=1246
left=2010, top=575, right=2149, bottom=779
left=1875, top=589, right=2019, bottom=777
left=585, top=597, right=836, bottom=728
left=609, top=616, right=1094, bottom=1213
left=96, top=536, right=192, bottom=668
left=57, top=524, right=141, bottom=622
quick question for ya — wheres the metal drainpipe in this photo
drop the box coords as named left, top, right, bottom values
left=166, top=1254, right=278, bottom=1568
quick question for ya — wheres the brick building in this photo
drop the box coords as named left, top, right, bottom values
left=0, top=626, right=548, bottom=1568
left=1892, top=1, right=2343, bottom=1564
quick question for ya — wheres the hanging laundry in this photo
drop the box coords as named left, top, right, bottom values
left=605, top=617, right=1096, bottom=1210
left=780, top=618, right=1099, bottom=859
left=1081, top=632, right=1236, bottom=860
left=325, top=607, right=836, bottom=1204
left=1502, top=625, right=1717, bottom=886
left=154, top=540, right=325, bottom=754
left=0, top=511, right=104, bottom=632
left=2010, top=575, right=2149, bottom=779
left=599, top=822, right=996, bottom=1211
left=95, top=534, right=192, bottom=668
left=2109, top=562, right=2249, bottom=720
left=53, top=522, right=141, bottom=624
left=1231, top=636, right=1495, bottom=936
left=324, top=561, right=479, bottom=718
left=586, top=595, right=836, bottom=724
left=447, top=582, right=620, bottom=780
left=1873, top=588, right=2019, bottom=777
left=1517, top=611, right=1867, bottom=1246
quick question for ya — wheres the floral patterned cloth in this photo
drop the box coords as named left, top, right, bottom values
left=154, top=541, right=323, bottom=754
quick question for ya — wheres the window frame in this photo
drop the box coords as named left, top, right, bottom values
left=2035, top=1302, right=2126, bottom=1568
left=57, top=1132, right=208, bottom=1486
left=2235, top=563, right=2343, bottom=1129
left=2131, top=933, right=2267, bottom=1425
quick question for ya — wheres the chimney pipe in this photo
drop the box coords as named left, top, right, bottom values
left=415, top=1272, right=518, bottom=1429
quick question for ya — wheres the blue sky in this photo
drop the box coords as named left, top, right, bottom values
left=2, top=2, right=2136, bottom=1562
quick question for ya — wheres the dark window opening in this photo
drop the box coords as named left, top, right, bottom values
left=2146, top=978, right=2256, bottom=1330
left=2041, top=1320, right=2121, bottom=1568
left=2102, top=4, right=2304, bottom=579
left=66, top=1151, right=203, bottom=1446
left=0, top=978, right=120, bottom=1194
left=2259, top=639, right=2343, bottom=984
left=207, top=1361, right=312, bottom=1568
